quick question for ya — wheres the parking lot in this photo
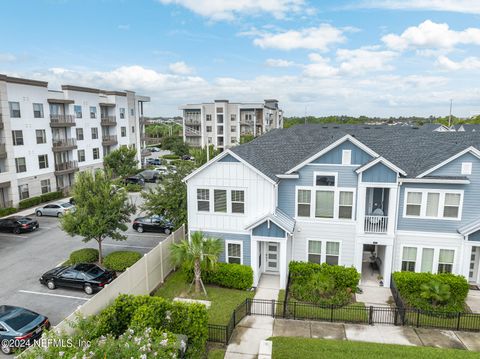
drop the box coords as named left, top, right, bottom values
left=0, top=193, right=167, bottom=354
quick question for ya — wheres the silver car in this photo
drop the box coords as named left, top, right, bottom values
left=35, top=202, right=75, bottom=217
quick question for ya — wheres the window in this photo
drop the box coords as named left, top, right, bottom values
left=132, top=126, right=135, bottom=133
left=214, top=189, right=227, bottom=213
left=12, top=130, right=24, bottom=146
left=9, top=102, right=20, bottom=118
left=93, top=148, right=100, bottom=160
left=36, top=129, right=46, bottom=144
left=76, top=128, right=84, bottom=141
left=90, top=106, right=97, bottom=119
left=325, top=241, right=340, bottom=265
left=197, top=189, right=210, bottom=212
left=339, top=191, right=354, bottom=219
left=33, top=103, right=44, bottom=118
left=40, top=179, right=51, bottom=194
left=231, top=190, right=244, bottom=214
left=130, top=108, right=134, bottom=116
left=121, top=126, right=127, bottom=137
left=426, top=193, right=439, bottom=217
left=15, top=157, right=26, bottom=173
left=231, top=125, right=236, bottom=132
left=297, top=189, right=311, bottom=217
left=443, top=193, right=461, bottom=218
left=226, top=241, right=242, bottom=264
left=38, top=154, right=49, bottom=169
left=91, top=127, right=98, bottom=139
left=308, top=240, right=322, bottom=264
left=315, top=191, right=334, bottom=218
left=421, top=248, right=434, bottom=273
left=438, top=249, right=454, bottom=273
left=316, top=175, right=335, bottom=187
left=18, top=184, right=29, bottom=200
left=120, top=108, right=125, bottom=119
left=206, top=115, right=212, bottom=121
left=74, top=105, right=82, bottom=118
left=231, top=114, right=236, bottom=121
left=406, top=192, right=422, bottom=216
left=401, top=247, right=417, bottom=272
left=206, top=126, right=212, bottom=132
left=217, top=115, right=224, bottom=124
left=78, top=149, right=85, bottom=162
left=461, top=162, right=472, bottom=175
left=342, top=150, right=352, bottom=165
left=216, top=107, right=223, bottom=114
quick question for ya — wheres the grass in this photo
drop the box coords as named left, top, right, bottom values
left=207, top=349, right=226, bottom=359
left=271, top=337, right=479, bottom=359
left=403, top=310, right=480, bottom=331
left=155, top=270, right=254, bottom=325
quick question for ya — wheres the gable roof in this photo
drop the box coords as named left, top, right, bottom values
left=355, top=156, right=407, bottom=176
left=246, top=208, right=295, bottom=235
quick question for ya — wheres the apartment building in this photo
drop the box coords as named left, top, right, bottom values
left=0, top=74, right=150, bottom=208
left=180, top=99, right=283, bottom=149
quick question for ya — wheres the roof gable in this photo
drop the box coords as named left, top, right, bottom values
left=312, top=139, right=373, bottom=165
left=417, top=147, right=480, bottom=178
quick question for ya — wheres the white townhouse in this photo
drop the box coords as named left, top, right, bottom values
left=0, top=74, right=150, bottom=207
left=185, top=124, right=480, bottom=289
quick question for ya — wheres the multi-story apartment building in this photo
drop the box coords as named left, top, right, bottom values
left=185, top=125, right=480, bottom=289
left=0, top=74, right=150, bottom=208
left=180, top=99, right=283, bottom=149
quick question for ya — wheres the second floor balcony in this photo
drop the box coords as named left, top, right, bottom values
left=185, top=126, right=201, bottom=137
left=101, top=115, right=117, bottom=126
left=54, top=161, right=79, bottom=175
left=102, top=135, right=118, bottom=146
left=363, top=187, right=391, bottom=234
left=50, top=114, right=76, bottom=127
left=52, top=138, right=77, bottom=152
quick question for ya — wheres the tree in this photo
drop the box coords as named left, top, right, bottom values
left=161, top=136, right=190, bottom=157
left=420, top=280, right=451, bottom=307
left=141, top=161, right=196, bottom=228
left=170, top=231, right=223, bottom=294
left=60, top=170, right=136, bottom=264
left=240, top=134, right=255, bottom=144
left=103, top=146, right=138, bottom=178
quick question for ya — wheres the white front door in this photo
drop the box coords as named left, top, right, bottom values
left=469, top=247, right=480, bottom=283
left=266, top=242, right=279, bottom=272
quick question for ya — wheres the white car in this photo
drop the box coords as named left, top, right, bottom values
left=35, top=202, right=76, bottom=217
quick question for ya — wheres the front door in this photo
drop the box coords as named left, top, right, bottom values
left=266, top=242, right=279, bottom=272
left=469, top=247, right=480, bottom=283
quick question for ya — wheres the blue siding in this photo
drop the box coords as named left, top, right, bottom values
left=469, top=231, right=480, bottom=242
left=252, top=221, right=285, bottom=238
left=362, top=162, right=397, bottom=183
left=312, top=140, right=373, bottom=165
left=218, top=154, right=239, bottom=162
left=397, top=153, right=480, bottom=233
left=202, top=231, right=251, bottom=265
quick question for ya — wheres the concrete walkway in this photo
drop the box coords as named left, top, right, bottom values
left=225, top=274, right=280, bottom=359
left=467, top=290, right=480, bottom=312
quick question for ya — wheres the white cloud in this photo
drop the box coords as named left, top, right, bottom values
left=436, top=55, right=480, bottom=70
left=158, top=0, right=305, bottom=20
left=303, top=54, right=339, bottom=77
left=382, top=20, right=480, bottom=51
left=253, top=24, right=346, bottom=51
left=168, top=61, right=194, bottom=75
left=265, top=58, right=295, bottom=67
left=357, top=0, right=480, bottom=15
left=0, top=53, right=16, bottom=63
left=337, top=48, right=398, bottom=74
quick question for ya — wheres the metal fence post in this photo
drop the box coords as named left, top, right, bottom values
left=394, top=308, right=398, bottom=326
left=457, top=312, right=462, bottom=331
left=293, top=301, right=296, bottom=320
left=233, top=309, right=236, bottom=326
left=271, top=300, right=275, bottom=318
left=416, top=309, right=420, bottom=328
left=369, top=306, right=373, bottom=325
left=330, top=305, right=334, bottom=322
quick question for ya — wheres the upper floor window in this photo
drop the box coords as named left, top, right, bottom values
left=15, top=157, right=26, bottom=173
left=9, top=102, right=20, bottom=118
left=217, top=115, right=224, bottom=124
left=90, top=106, right=97, bottom=119
left=404, top=190, right=462, bottom=220
left=76, top=128, right=84, bottom=141
left=18, top=184, right=29, bottom=200
left=339, top=191, right=354, bottom=219
left=36, top=129, right=47, bottom=144
left=121, top=126, right=127, bottom=137
left=297, top=190, right=311, bottom=217
left=231, top=114, right=236, bottom=121
left=216, top=107, right=223, bottom=114
left=315, top=191, right=334, bottom=218
left=206, top=114, right=212, bottom=121
left=33, top=103, right=44, bottom=118
left=120, top=108, right=126, bottom=119
left=12, top=130, right=24, bottom=146
left=74, top=105, right=82, bottom=118
left=206, top=126, right=212, bottom=132
left=297, top=186, right=354, bottom=220
left=38, top=154, right=49, bottom=169
left=130, top=108, right=134, bottom=116
left=315, top=174, right=336, bottom=187
left=78, top=149, right=85, bottom=162
left=342, top=150, right=351, bottom=165
left=231, top=190, right=244, bottom=214
left=214, top=189, right=227, bottom=213
left=93, top=148, right=100, bottom=160
left=197, top=189, right=210, bottom=212
left=91, top=127, right=98, bottom=140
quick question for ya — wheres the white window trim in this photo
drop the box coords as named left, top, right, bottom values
left=230, top=189, right=245, bottom=214
left=461, top=162, right=472, bottom=175
left=342, top=150, right=352, bottom=165
left=196, top=188, right=210, bottom=212
left=398, top=245, right=456, bottom=274
left=225, top=240, right=243, bottom=264
left=306, top=239, right=342, bottom=265
left=313, top=171, right=338, bottom=187
left=403, top=189, right=463, bottom=221
left=195, top=187, right=246, bottom=216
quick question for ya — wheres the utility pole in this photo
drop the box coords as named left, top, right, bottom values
left=304, top=105, right=307, bottom=125
left=448, top=99, right=453, bottom=127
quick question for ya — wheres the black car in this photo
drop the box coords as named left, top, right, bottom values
left=0, top=305, right=50, bottom=355
left=132, top=215, right=173, bottom=234
left=146, top=158, right=162, bottom=166
left=138, top=170, right=159, bottom=183
left=39, top=263, right=116, bottom=295
left=124, top=175, right=145, bottom=186
left=0, top=216, right=39, bottom=234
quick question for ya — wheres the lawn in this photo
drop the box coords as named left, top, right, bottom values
left=403, top=310, right=480, bottom=331
left=271, top=337, right=479, bottom=359
left=207, top=349, right=226, bottom=359
left=155, top=270, right=254, bottom=325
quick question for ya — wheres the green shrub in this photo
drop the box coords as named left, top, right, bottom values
left=39, top=191, right=63, bottom=202
left=69, top=248, right=99, bottom=264
left=18, top=196, right=42, bottom=209
left=0, top=207, right=17, bottom=217
left=170, top=159, right=183, bottom=167
left=162, top=154, right=180, bottom=160
left=189, top=262, right=253, bottom=290
left=104, top=251, right=142, bottom=271
left=124, top=183, right=143, bottom=192
left=289, top=261, right=360, bottom=290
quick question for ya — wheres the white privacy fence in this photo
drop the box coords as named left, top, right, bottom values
left=55, top=225, right=185, bottom=335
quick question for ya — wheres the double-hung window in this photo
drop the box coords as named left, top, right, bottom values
left=15, top=157, right=26, bottom=173
left=405, top=190, right=462, bottom=219
left=76, top=128, right=84, bottom=141
left=36, top=129, right=47, bottom=144
left=325, top=242, right=340, bottom=265
left=41, top=179, right=51, bottom=194
left=308, top=240, right=340, bottom=265
left=90, top=106, right=97, bottom=119
left=18, top=184, right=29, bottom=200
left=38, top=154, right=49, bottom=169
left=443, top=194, right=461, bottom=218
left=339, top=191, right=354, bottom=219
left=9, top=102, right=20, bottom=118
left=297, top=189, right=311, bottom=217
left=226, top=241, right=242, bottom=264
left=120, top=108, right=125, bottom=119
left=197, top=189, right=210, bottom=212
left=308, top=240, right=322, bottom=264
left=33, top=103, right=44, bottom=118
left=406, top=192, right=422, bottom=216
left=438, top=249, right=454, bottom=273
left=12, top=130, right=24, bottom=146
left=214, top=190, right=227, bottom=213
left=74, top=105, right=82, bottom=118
left=401, top=247, right=417, bottom=272
left=231, top=190, right=245, bottom=214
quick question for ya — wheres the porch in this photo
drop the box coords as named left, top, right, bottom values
left=363, top=187, right=390, bottom=234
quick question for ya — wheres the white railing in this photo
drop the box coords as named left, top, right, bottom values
left=364, top=215, right=388, bottom=233
left=185, top=126, right=201, bottom=136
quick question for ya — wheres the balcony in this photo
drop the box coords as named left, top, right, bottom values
left=102, top=135, right=118, bottom=146
left=364, top=215, right=388, bottom=233
left=185, top=126, right=201, bottom=137
left=50, top=114, right=76, bottom=127
left=185, top=117, right=201, bottom=125
left=0, top=144, right=6, bottom=159
left=101, top=115, right=117, bottom=126
left=52, top=138, right=77, bottom=152
left=54, top=161, right=79, bottom=175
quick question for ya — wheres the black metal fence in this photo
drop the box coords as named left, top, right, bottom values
left=207, top=299, right=251, bottom=344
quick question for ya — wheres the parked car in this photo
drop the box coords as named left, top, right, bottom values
left=181, top=155, right=192, bottom=161
left=132, top=215, right=173, bottom=234
left=146, top=158, right=162, bottom=166
left=0, top=217, right=39, bottom=234
left=149, top=147, right=160, bottom=152
left=124, top=175, right=145, bottom=186
left=39, top=263, right=116, bottom=295
left=0, top=305, right=50, bottom=355
left=35, top=202, right=75, bottom=217
left=138, top=170, right=159, bottom=183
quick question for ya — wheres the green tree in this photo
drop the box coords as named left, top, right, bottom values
left=189, top=145, right=220, bottom=167
left=170, top=231, right=223, bottom=294
left=161, top=136, right=190, bottom=156
left=60, top=170, right=136, bottom=264
left=240, top=134, right=255, bottom=144
left=420, top=280, right=451, bottom=307
left=103, top=146, right=138, bottom=178
left=141, top=161, right=196, bottom=228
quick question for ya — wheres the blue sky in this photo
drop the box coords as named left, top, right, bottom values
left=1, top=0, right=480, bottom=117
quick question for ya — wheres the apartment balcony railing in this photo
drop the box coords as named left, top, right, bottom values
left=52, top=138, right=77, bottom=152
left=101, top=116, right=117, bottom=126
left=185, top=126, right=201, bottom=137
left=0, top=144, right=6, bottom=159
left=185, top=118, right=201, bottom=125
left=102, top=135, right=118, bottom=146
left=240, top=118, right=254, bottom=126
left=364, top=215, right=389, bottom=234
left=50, top=114, right=76, bottom=127
left=54, top=161, right=79, bottom=175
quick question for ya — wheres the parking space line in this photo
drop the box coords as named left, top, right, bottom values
left=18, top=290, right=89, bottom=301
left=127, top=233, right=166, bottom=238
left=0, top=233, right=28, bottom=239
left=103, top=243, right=155, bottom=250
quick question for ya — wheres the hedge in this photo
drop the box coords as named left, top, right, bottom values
left=18, top=191, right=63, bottom=210
left=289, top=261, right=360, bottom=290
left=162, top=154, right=180, bottom=160
left=69, top=248, right=99, bottom=264
left=124, top=183, right=143, bottom=192
left=0, top=207, right=17, bottom=217
left=104, top=251, right=142, bottom=271
left=188, top=262, right=253, bottom=290
left=392, top=271, right=469, bottom=313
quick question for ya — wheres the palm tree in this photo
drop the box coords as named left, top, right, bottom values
left=170, top=231, right=223, bottom=294
left=420, top=280, right=451, bottom=307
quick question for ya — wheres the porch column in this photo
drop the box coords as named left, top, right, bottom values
left=280, top=240, right=287, bottom=289
left=251, top=237, right=259, bottom=287
left=387, top=186, right=399, bottom=236
left=383, top=245, right=393, bottom=287
left=356, top=185, right=367, bottom=234
left=459, top=240, right=471, bottom=279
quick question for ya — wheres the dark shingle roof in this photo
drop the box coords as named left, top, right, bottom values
left=231, top=125, right=480, bottom=181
